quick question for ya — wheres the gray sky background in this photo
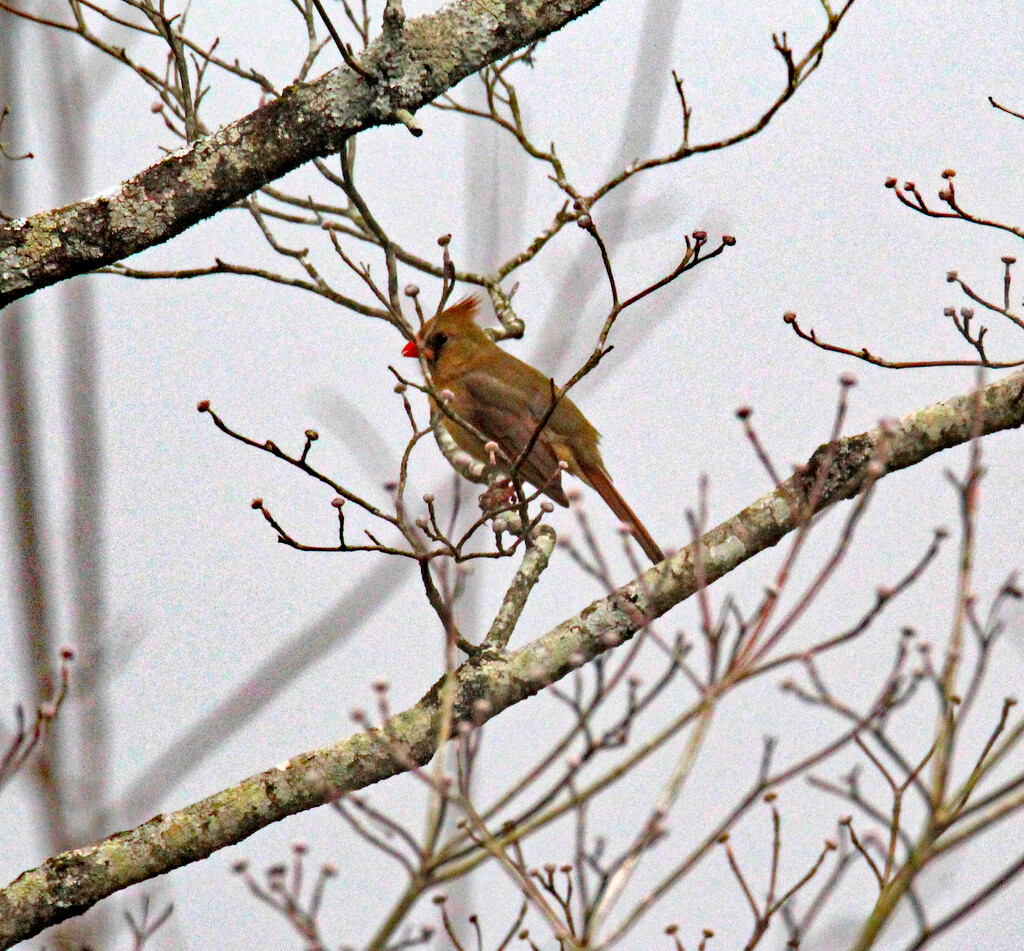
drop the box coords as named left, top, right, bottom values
left=2, top=0, right=1024, bottom=948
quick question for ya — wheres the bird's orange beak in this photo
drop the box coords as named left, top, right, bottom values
left=404, top=338, right=436, bottom=360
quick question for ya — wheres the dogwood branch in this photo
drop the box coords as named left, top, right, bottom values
left=1, top=368, right=1022, bottom=947
left=0, top=0, right=609, bottom=307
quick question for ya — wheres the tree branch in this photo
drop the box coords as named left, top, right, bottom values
left=0, top=0, right=608, bottom=307
left=1, top=368, right=1023, bottom=947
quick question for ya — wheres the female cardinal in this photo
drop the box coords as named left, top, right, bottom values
left=402, top=296, right=664, bottom=564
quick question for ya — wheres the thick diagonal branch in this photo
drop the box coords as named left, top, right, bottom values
left=1, top=369, right=1022, bottom=947
left=0, top=0, right=608, bottom=307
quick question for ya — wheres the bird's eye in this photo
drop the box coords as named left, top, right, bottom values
left=428, top=331, right=448, bottom=354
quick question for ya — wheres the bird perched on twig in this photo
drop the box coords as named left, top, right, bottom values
left=402, top=296, right=664, bottom=564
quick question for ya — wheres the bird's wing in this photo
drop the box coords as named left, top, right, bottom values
left=460, top=370, right=569, bottom=505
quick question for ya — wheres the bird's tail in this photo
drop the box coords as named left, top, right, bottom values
left=579, top=463, right=664, bottom=565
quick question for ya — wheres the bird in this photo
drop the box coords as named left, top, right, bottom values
left=402, top=296, right=664, bottom=564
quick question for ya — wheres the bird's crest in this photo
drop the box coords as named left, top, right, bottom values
left=440, top=295, right=481, bottom=324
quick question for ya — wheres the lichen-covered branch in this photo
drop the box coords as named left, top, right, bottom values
left=484, top=524, right=557, bottom=649
left=0, top=0, right=609, bottom=307
left=1, top=368, right=1022, bottom=947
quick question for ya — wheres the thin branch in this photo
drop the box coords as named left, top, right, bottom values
left=3, top=369, right=1024, bottom=946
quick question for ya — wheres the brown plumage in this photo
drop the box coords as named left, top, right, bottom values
left=402, top=296, right=664, bottom=564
